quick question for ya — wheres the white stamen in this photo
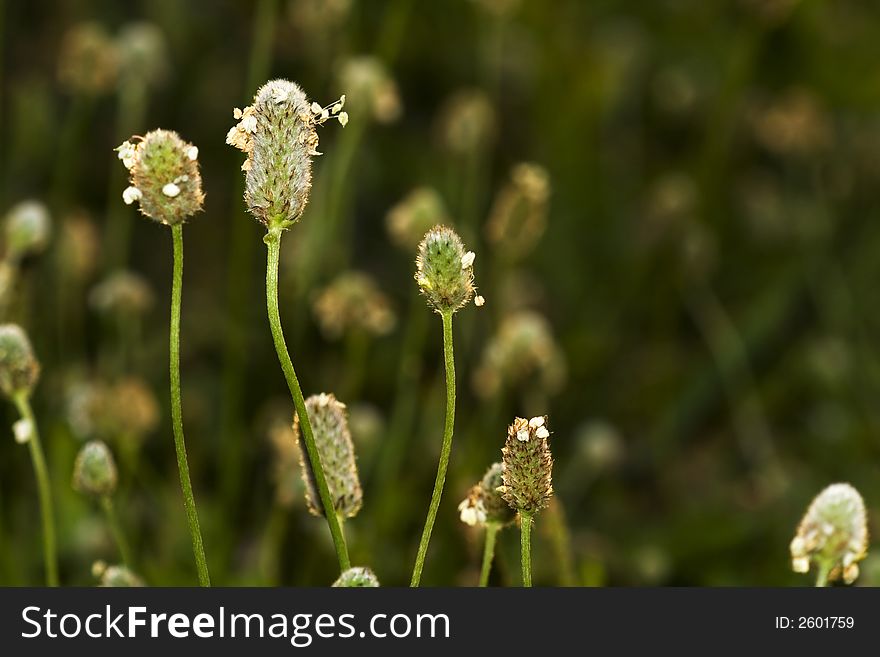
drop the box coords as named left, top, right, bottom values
left=122, top=186, right=142, bottom=205
left=536, top=426, right=550, bottom=440
left=13, top=418, right=33, bottom=444
left=461, top=251, right=476, bottom=268
left=529, top=416, right=545, bottom=429
left=516, top=428, right=530, bottom=442
left=162, top=183, right=181, bottom=198
left=474, top=295, right=485, bottom=307
left=186, top=146, right=199, bottom=161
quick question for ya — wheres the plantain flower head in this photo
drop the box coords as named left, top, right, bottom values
left=499, top=416, right=554, bottom=516
left=459, top=462, right=516, bottom=528
left=415, top=225, right=480, bottom=314
left=72, top=440, right=118, bottom=498
left=0, top=324, right=40, bottom=400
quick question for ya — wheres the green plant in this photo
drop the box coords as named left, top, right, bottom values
left=0, top=324, right=57, bottom=586
left=116, top=129, right=210, bottom=586
left=410, top=225, right=481, bottom=586
left=227, top=78, right=351, bottom=573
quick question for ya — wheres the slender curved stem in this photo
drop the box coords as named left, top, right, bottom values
left=479, top=523, right=500, bottom=587
left=14, top=393, right=58, bottom=586
left=410, top=309, right=456, bottom=587
left=169, top=225, right=211, bottom=586
left=815, top=560, right=831, bottom=588
left=101, top=496, right=132, bottom=568
left=520, top=512, right=533, bottom=587
left=265, top=227, right=350, bottom=572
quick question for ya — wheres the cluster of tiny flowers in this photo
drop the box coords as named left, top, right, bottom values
left=415, top=225, right=484, bottom=313
left=458, top=462, right=516, bottom=527
left=116, top=130, right=204, bottom=226
left=499, top=416, right=554, bottom=516
left=293, top=392, right=362, bottom=519
left=790, top=483, right=868, bottom=584
left=226, top=79, right=346, bottom=227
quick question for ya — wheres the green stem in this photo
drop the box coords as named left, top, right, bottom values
left=169, top=224, right=211, bottom=586
left=815, top=561, right=831, bottom=588
left=101, top=496, right=132, bottom=568
left=14, top=393, right=58, bottom=586
left=520, top=512, right=533, bottom=587
left=479, top=523, right=500, bottom=587
left=410, top=310, right=456, bottom=587
left=265, top=227, right=350, bottom=572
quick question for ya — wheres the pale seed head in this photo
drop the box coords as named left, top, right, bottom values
left=790, top=482, right=869, bottom=585
left=293, top=392, right=362, bottom=519
left=72, top=440, right=118, bottom=498
left=459, top=462, right=516, bottom=528
left=415, top=225, right=479, bottom=314
left=0, top=324, right=40, bottom=400
left=4, top=200, right=52, bottom=262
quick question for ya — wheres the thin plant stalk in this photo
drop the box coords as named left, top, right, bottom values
left=13, top=393, right=58, bottom=586
left=265, top=226, right=350, bottom=572
left=815, top=561, right=831, bottom=588
left=520, top=512, right=533, bottom=587
left=479, top=522, right=500, bottom=587
left=101, top=496, right=132, bottom=568
left=410, top=309, right=456, bottom=587
left=169, top=224, right=211, bottom=586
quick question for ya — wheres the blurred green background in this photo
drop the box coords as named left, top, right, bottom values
left=1, top=0, right=879, bottom=586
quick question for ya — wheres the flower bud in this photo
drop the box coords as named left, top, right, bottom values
left=92, top=561, right=145, bottom=587
left=312, top=271, right=396, bottom=339
left=459, top=462, right=516, bottom=527
left=332, top=566, right=379, bottom=587
left=226, top=79, right=346, bottom=229
left=116, top=129, right=204, bottom=226
left=485, top=163, right=551, bottom=261
left=4, top=200, right=51, bottom=262
left=72, top=440, right=118, bottom=498
left=790, top=482, right=868, bottom=585
left=415, top=225, right=479, bottom=314
left=499, top=416, right=554, bottom=516
left=293, top=393, right=362, bottom=519
left=0, top=324, right=40, bottom=400
left=386, top=187, right=450, bottom=251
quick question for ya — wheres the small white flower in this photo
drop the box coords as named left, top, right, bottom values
left=242, top=114, right=258, bottom=133
left=311, top=102, right=323, bottom=115
left=13, top=418, right=33, bottom=444
left=186, top=146, right=199, bottom=161
left=458, top=498, right=487, bottom=527
left=461, top=251, right=476, bottom=269
left=117, top=141, right=138, bottom=169
left=791, top=556, right=810, bottom=573
left=516, top=428, right=530, bottom=442
left=528, top=416, right=545, bottom=429
left=122, top=186, right=142, bottom=205
left=271, top=86, right=289, bottom=104
left=233, top=107, right=243, bottom=119
left=536, top=426, right=550, bottom=440
left=474, top=295, right=485, bottom=307
left=162, top=183, right=181, bottom=198
left=338, top=111, right=349, bottom=127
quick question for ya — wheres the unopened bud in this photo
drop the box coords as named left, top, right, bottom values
left=415, top=225, right=478, bottom=314
left=0, top=324, right=40, bottom=400
left=72, top=440, right=118, bottom=498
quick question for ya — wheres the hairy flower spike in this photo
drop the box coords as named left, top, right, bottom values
left=500, top=416, right=554, bottom=516
left=0, top=324, right=40, bottom=400
left=790, top=483, right=868, bottom=585
left=459, top=462, right=516, bottom=527
left=293, top=393, right=362, bottom=519
left=116, top=130, right=204, bottom=226
left=226, top=79, right=345, bottom=229
left=4, top=200, right=52, bottom=262
left=415, top=225, right=479, bottom=314
left=332, top=566, right=379, bottom=587
left=72, top=440, right=118, bottom=498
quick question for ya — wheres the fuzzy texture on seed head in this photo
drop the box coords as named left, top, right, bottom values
left=332, top=566, right=380, bottom=587
left=117, top=130, right=204, bottom=226
left=499, top=416, right=554, bottom=516
left=459, top=462, right=516, bottom=527
left=0, top=324, right=40, bottom=400
left=72, top=440, right=118, bottom=498
left=293, top=392, right=362, bottom=519
left=790, top=482, right=868, bottom=584
left=415, top=225, right=477, bottom=314
left=226, top=79, right=346, bottom=229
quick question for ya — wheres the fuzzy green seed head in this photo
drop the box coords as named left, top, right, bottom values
left=386, top=187, right=450, bottom=251
left=312, top=271, right=396, bottom=339
left=499, top=416, right=554, bottom=516
left=790, top=482, right=868, bottom=585
left=4, top=200, right=51, bottom=261
left=72, top=440, right=118, bottom=498
left=332, top=566, right=379, bottom=587
left=92, top=561, right=145, bottom=587
left=0, top=324, right=40, bottom=400
left=415, top=225, right=481, bottom=314
left=116, top=129, right=204, bottom=226
left=459, top=462, right=516, bottom=527
left=226, top=79, right=347, bottom=229
left=294, top=393, right=362, bottom=519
